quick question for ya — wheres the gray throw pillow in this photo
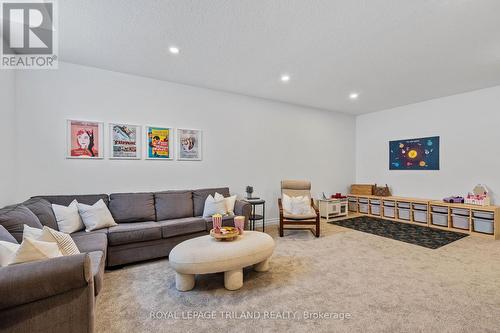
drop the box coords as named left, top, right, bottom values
left=0, top=225, right=17, bottom=244
left=23, top=198, right=59, bottom=230
left=0, top=205, right=43, bottom=243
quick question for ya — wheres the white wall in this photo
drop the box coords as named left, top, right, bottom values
left=14, top=62, right=356, bottom=219
left=356, top=85, right=500, bottom=204
left=0, top=71, right=16, bottom=207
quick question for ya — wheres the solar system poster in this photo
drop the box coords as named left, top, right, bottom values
left=389, top=136, right=440, bottom=170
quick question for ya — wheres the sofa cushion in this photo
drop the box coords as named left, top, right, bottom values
left=192, top=187, right=230, bottom=217
left=71, top=231, right=108, bottom=254
left=159, top=217, right=207, bottom=238
left=155, top=191, right=194, bottom=220
left=88, top=250, right=105, bottom=295
left=0, top=205, right=43, bottom=243
left=23, top=198, right=59, bottom=230
left=107, top=222, right=161, bottom=246
left=71, top=228, right=108, bottom=236
left=0, top=225, right=17, bottom=244
left=204, top=215, right=236, bottom=231
left=33, top=194, right=109, bottom=206
left=109, top=193, right=156, bottom=223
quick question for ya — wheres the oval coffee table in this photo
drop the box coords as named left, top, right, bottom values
left=169, top=231, right=275, bottom=291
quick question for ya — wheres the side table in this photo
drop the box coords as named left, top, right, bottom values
left=244, top=199, right=266, bottom=232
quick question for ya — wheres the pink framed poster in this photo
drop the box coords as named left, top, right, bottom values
left=66, top=120, right=104, bottom=159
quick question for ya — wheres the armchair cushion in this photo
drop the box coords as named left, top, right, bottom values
left=283, top=212, right=318, bottom=220
left=281, top=180, right=311, bottom=197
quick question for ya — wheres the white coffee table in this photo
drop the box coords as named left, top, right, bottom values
left=169, top=231, right=275, bottom=291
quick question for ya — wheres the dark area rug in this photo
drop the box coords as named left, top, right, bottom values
left=330, top=216, right=468, bottom=249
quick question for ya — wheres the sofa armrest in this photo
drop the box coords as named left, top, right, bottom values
left=234, top=200, right=251, bottom=229
left=0, top=253, right=92, bottom=310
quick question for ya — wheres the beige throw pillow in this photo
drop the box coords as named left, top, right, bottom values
left=10, top=238, right=62, bottom=265
left=0, top=241, right=20, bottom=267
left=23, top=224, right=43, bottom=239
left=224, top=195, right=237, bottom=215
left=38, top=226, right=80, bottom=256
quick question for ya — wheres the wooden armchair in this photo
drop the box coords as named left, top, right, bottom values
left=278, top=180, right=320, bottom=237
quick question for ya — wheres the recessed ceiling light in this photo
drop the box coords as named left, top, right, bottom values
left=349, top=92, right=359, bottom=100
left=169, top=46, right=180, bottom=55
left=280, top=74, right=291, bottom=82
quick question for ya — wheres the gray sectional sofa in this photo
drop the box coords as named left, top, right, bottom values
left=0, top=187, right=251, bottom=333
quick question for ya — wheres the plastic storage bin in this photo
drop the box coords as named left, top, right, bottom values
left=431, top=205, right=448, bottom=214
left=413, top=203, right=428, bottom=211
left=348, top=201, right=358, bottom=212
left=383, top=206, right=395, bottom=218
left=370, top=204, right=381, bottom=215
left=384, top=201, right=396, bottom=207
left=398, top=202, right=411, bottom=209
left=398, top=208, right=410, bottom=220
left=473, top=218, right=494, bottom=234
left=431, top=212, right=448, bottom=227
left=451, top=214, right=469, bottom=229
left=451, top=208, right=469, bottom=217
left=370, top=199, right=381, bottom=205
left=413, top=210, right=428, bottom=223
left=472, top=211, right=494, bottom=220
left=359, top=203, right=369, bottom=214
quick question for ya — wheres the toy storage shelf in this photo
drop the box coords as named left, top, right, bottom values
left=347, top=194, right=500, bottom=240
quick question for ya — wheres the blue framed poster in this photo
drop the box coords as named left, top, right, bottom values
left=389, top=136, right=440, bottom=170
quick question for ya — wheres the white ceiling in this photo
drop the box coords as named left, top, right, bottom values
left=59, top=0, right=500, bottom=115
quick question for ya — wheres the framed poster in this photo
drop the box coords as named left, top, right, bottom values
left=177, top=128, right=202, bottom=161
left=66, top=120, right=104, bottom=159
left=109, top=123, right=141, bottom=159
left=389, top=136, right=440, bottom=170
left=145, top=126, right=173, bottom=160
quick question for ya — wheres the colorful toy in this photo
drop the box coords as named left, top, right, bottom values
left=465, top=184, right=491, bottom=206
left=443, top=196, right=465, bottom=204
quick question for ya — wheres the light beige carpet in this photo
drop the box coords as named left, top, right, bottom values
left=96, top=221, right=500, bottom=332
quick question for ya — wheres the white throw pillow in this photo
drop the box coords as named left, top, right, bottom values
left=282, top=194, right=313, bottom=215
left=292, top=196, right=313, bottom=215
left=23, top=224, right=43, bottom=239
left=52, top=200, right=84, bottom=234
left=0, top=241, right=20, bottom=267
left=10, top=238, right=62, bottom=265
left=38, top=226, right=81, bottom=256
left=203, top=194, right=227, bottom=217
left=224, top=195, right=237, bottom=215
left=77, top=199, right=117, bottom=232
left=282, top=193, right=293, bottom=213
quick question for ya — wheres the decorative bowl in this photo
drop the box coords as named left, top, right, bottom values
left=210, top=227, right=240, bottom=241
